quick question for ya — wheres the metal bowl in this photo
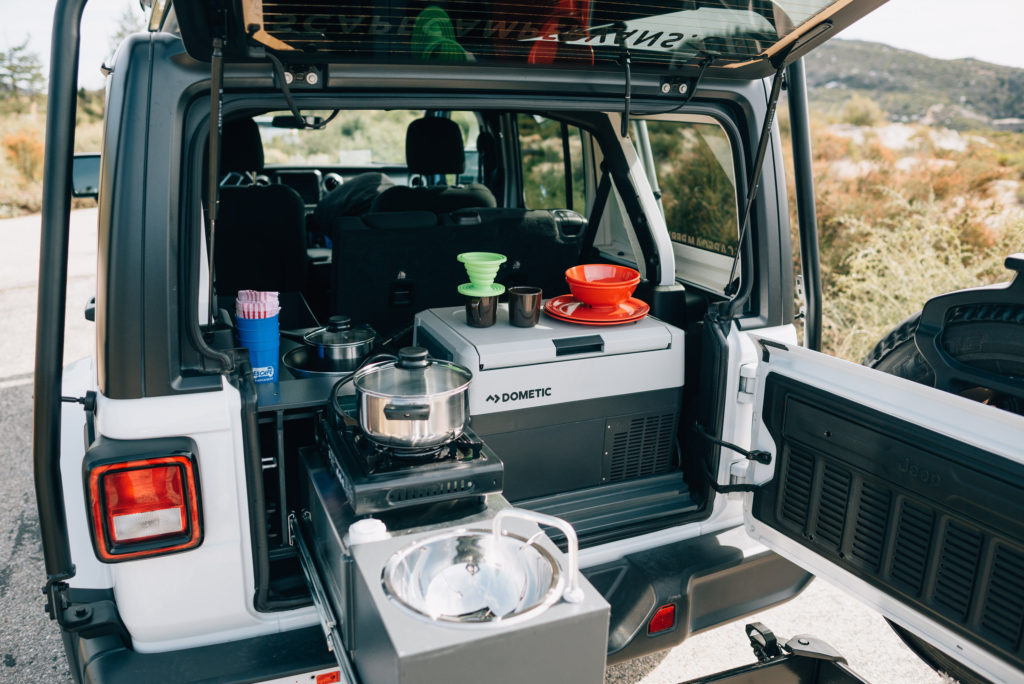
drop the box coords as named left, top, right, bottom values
left=382, top=529, right=563, bottom=626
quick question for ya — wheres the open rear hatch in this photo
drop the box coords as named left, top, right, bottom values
left=742, top=336, right=1024, bottom=683
left=174, top=0, right=887, bottom=79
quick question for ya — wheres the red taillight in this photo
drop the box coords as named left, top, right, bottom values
left=87, top=454, right=202, bottom=562
left=316, top=672, right=341, bottom=684
left=647, top=604, right=676, bottom=635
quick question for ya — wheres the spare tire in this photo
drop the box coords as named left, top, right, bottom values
left=863, top=303, right=1024, bottom=684
left=863, top=304, right=1024, bottom=414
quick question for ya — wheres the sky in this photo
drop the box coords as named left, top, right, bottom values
left=2, top=0, right=1024, bottom=91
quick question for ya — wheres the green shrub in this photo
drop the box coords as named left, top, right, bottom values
left=839, top=94, right=886, bottom=127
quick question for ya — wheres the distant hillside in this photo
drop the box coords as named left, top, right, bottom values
left=803, top=40, right=1024, bottom=130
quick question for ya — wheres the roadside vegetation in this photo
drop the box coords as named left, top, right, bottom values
left=0, top=4, right=141, bottom=217
left=779, top=100, right=1024, bottom=361
left=0, top=41, right=104, bottom=218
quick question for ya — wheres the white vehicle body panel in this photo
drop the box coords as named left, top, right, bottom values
left=61, top=356, right=113, bottom=590
left=741, top=336, right=1024, bottom=684
left=89, top=378, right=317, bottom=652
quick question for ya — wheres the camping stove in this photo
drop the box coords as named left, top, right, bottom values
left=317, top=410, right=503, bottom=516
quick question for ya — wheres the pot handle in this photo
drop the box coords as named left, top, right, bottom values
left=330, top=353, right=397, bottom=419
left=383, top=403, right=431, bottom=420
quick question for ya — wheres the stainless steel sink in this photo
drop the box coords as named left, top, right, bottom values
left=382, top=509, right=583, bottom=626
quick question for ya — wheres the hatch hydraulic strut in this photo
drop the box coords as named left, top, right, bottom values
left=207, top=36, right=224, bottom=324
left=720, top=47, right=795, bottom=322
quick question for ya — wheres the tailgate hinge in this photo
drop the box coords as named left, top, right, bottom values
left=794, top=273, right=807, bottom=321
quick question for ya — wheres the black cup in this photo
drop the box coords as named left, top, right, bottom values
left=509, top=286, right=542, bottom=327
left=465, top=295, right=498, bottom=327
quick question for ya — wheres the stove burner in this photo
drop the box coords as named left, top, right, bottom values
left=345, top=425, right=484, bottom=471
left=319, top=411, right=502, bottom=516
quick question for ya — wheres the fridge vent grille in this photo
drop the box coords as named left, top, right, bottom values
left=607, top=413, right=675, bottom=482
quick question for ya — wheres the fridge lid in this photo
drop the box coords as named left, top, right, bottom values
left=422, top=305, right=678, bottom=370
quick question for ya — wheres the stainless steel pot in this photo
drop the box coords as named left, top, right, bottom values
left=353, top=347, right=472, bottom=449
left=301, top=315, right=375, bottom=372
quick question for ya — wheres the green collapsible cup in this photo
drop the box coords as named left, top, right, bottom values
left=457, top=252, right=507, bottom=297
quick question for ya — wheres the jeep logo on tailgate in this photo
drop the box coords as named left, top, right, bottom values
left=486, top=387, right=552, bottom=404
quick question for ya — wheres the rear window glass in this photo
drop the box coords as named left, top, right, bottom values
left=646, top=119, right=738, bottom=258
left=257, top=110, right=479, bottom=173
left=518, top=115, right=586, bottom=211
left=246, top=1, right=842, bottom=66
left=635, top=117, right=739, bottom=292
left=258, top=110, right=421, bottom=166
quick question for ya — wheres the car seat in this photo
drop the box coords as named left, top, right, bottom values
left=212, top=118, right=314, bottom=327
left=371, top=117, right=497, bottom=213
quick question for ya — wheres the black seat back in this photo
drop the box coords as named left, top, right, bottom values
left=447, top=208, right=585, bottom=299
left=330, top=208, right=585, bottom=334
left=330, top=211, right=490, bottom=334
left=213, top=118, right=308, bottom=301
left=215, top=184, right=308, bottom=294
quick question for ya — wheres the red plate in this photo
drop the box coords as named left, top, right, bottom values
left=543, top=294, right=649, bottom=325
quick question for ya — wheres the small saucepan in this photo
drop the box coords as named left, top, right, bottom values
left=281, top=315, right=376, bottom=373
left=332, top=347, right=473, bottom=450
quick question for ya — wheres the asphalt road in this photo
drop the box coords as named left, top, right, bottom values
left=0, top=210, right=945, bottom=683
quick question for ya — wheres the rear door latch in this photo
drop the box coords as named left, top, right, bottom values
left=737, top=362, right=758, bottom=403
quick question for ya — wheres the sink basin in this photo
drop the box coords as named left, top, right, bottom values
left=382, top=529, right=564, bottom=625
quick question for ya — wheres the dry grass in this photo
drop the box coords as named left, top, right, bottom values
left=0, top=93, right=104, bottom=218
left=783, top=97, right=1024, bottom=362
left=822, top=197, right=1024, bottom=361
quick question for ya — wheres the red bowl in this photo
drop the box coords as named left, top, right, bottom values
left=565, top=264, right=640, bottom=308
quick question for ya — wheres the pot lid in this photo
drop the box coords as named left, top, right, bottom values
left=304, top=315, right=375, bottom=347
left=355, top=347, right=472, bottom=398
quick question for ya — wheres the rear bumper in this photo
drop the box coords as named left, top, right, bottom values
left=61, top=527, right=809, bottom=681
left=589, top=525, right=813, bottom=665
left=65, top=622, right=333, bottom=684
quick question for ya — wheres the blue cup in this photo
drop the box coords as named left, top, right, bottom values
left=236, top=314, right=280, bottom=383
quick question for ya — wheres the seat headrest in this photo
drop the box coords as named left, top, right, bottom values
left=220, top=118, right=264, bottom=174
left=406, top=117, right=464, bottom=176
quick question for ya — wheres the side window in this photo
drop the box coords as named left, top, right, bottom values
left=639, top=118, right=740, bottom=293
left=517, top=114, right=586, bottom=211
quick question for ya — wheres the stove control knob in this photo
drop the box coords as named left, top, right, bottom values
left=348, top=518, right=389, bottom=545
